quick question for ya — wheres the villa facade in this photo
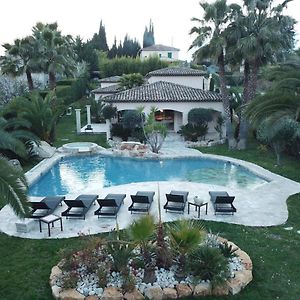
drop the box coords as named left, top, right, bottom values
left=139, top=44, right=180, bottom=61
left=103, top=81, right=223, bottom=133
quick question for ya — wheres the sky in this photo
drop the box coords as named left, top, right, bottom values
left=0, top=0, right=299, bottom=61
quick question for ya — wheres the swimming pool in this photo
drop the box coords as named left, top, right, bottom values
left=28, top=155, right=268, bottom=196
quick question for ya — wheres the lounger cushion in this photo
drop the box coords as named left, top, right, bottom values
left=29, top=196, right=65, bottom=218
left=128, top=191, right=155, bottom=213
left=95, top=194, right=126, bottom=216
left=164, top=191, right=189, bottom=213
left=62, top=194, right=98, bottom=219
left=209, top=191, right=236, bottom=214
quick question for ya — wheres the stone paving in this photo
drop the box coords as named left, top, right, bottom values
left=0, top=137, right=299, bottom=239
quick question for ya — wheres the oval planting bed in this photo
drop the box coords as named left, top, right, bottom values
left=49, top=218, right=253, bottom=300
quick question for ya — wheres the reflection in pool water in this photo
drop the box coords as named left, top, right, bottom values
left=29, top=155, right=268, bottom=196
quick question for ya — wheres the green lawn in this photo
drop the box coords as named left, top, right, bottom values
left=53, top=113, right=108, bottom=148
left=0, top=139, right=299, bottom=299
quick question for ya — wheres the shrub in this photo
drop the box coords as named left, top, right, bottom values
left=179, top=123, right=208, bottom=141
left=122, top=110, right=143, bottom=130
left=97, top=265, right=108, bottom=288
left=102, top=105, right=117, bottom=120
left=61, top=270, right=79, bottom=289
left=189, top=246, right=229, bottom=287
left=111, top=123, right=130, bottom=141
left=122, top=274, right=136, bottom=293
left=188, top=108, right=214, bottom=126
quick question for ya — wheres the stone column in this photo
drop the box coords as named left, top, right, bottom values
left=106, top=119, right=111, bottom=140
left=86, top=105, right=91, bottom=125
left=75, top=109, right=81, bottom=134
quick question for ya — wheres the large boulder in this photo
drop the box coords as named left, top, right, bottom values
left=124, top=289, right=145, bottom=300
left=31, top=141, right=56, bottom=158
left=102, top=287, right=123, bottom=300
left=175, top=284, right=192, bottom=298
left=59, top=288, right=85, bottom=300
left=144, top=286, right=163, bottom=300
left=162, top=288, right=177, bottom=299
left=193, top=282, right=211, bottom=296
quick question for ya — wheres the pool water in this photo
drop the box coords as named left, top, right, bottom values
left=29, top=155, right=268, bottom=196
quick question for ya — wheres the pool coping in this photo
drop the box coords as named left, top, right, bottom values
left=1, top=146, right=299, bottom=239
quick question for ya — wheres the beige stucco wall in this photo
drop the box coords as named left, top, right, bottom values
left=140, top=51, right=179, bottom=61
left=110, top=101, right=224, bottom=133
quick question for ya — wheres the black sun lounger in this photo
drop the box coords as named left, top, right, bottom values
left=29, top=196, right=65, bottom=218
left=94, top=194, right=126, bottom=218
left=128, top=191, right=155, bottom=214
left=61, top=194, right=98, bottom=220
left=163, top=190, right=189, bottom=213
left=209, top=191, right=236, bottom=215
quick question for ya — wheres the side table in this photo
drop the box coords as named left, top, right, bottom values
left=188, top=201, right=208, bottom=218
left=39, top=214, right=63, bottom=237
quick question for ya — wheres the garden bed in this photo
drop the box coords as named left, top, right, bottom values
left=49, top=218, right=252, bottom=300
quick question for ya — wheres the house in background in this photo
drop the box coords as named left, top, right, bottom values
left=103, top=81, right=223, bottom=134
left=146, top=67, right=210, bottom=90
left=92, top=76, right=122, bottom=101
left=139, top=44, right=180, bottom=61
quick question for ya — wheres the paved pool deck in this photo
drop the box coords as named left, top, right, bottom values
left=0, top=143, right=299, bottom=239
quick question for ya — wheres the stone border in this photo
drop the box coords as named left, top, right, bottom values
left=49, top=237, right=253, bottom=300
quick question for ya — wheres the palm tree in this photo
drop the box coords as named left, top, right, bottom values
left=0, top=155, right=30, bottom=218
left=0, top=37, right=38, bottom=91
left=128, top=215, right=156, bottom=283
left=0, top=117, right=37, bottom=158
left=119, top=73, right=144, bottom=90
left=5, top=91, right=61, bottom=143
left=168, top=219, right=206, bottom=274
left=226, top=0, right=295, bottom=149
left=32, top=22, right=77, bottom=90
left=190, top=0, right=240, bottom=148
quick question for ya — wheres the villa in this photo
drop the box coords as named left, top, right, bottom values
left=103, top=81, right=223, bottom=133
left=139, top=44, right=180, bottom=61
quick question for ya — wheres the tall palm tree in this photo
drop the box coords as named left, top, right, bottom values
left=0, top=155, right=30, bottom=218
left=190, top=0, right=241, bottom=148
left=226, top=0, right=295, bottom=149
left=32, top=22, right=77, bottom=90
left=0, top=37, right=38, bottom=91
left=246, top=52, right=300, bottom=126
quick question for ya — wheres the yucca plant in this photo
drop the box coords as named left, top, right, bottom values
left=168, top=219, right=206, bottom=274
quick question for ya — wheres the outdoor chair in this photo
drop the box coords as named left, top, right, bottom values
left=85, top=124, right=93, bottom=133
left=94, top=194, right=126, bottom=218
left=128, top=191, right=155, bottom=214
left=163, top=190, right=189, bottom=213
left=61, top=194, right=98, bottom=219
left=29, top=196, right=65, bottom=218
left=209, top=191, right=236, bottom=215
